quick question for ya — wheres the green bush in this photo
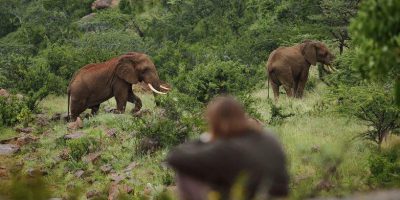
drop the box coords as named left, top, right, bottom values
left=268, top=102, right=294, bottom=125
left=76, top=10, right=132, bottom=32
left=155, top=91, right=202, bottom=121
left=137, top=91, right=204, bottom=153
left=40, top=44, right=83, bottom=79
left=325, top=50, right=362, bottom=87
left=327, top=83, right=400, bottom=147
left=175, top=59, right=259, bottom=103
left=136, top=118, right=190, bottom=153
left=0, top=96, right=27, bottom=126
left=66, top=136, right=99, bottom=161
left=72, top=31, right=146, bottom=64
left=368, top=144, right=400, bottom=187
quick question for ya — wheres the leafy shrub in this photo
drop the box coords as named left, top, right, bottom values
left=0, top=96, right=27, bottom=126
left=305, top=75, right=318, bottom=92
left=236, top=93, right=263, bottom=120
left=137, top=91, right=204, bottom=154
left=0, top=54, right=65, bottom=110
left=16, top=106, right=33, bottom=127
left=328, top=84, right=400, bottom=147
left=325, top=50, right=362, bottom=87
left=40, top=44, right=83, bottom=79
left=76, top=10, right=132, bottom=32
left=136, top=118, right=190, bottom=153
left=72, top=31, right=146, bottom=64
left=66, top=136, right=99, bottom=161
left=175, top=59, right=259, bottom=103
left=368, top=144, right=400, bottom=187
left=269, top=102, right=294, bottom=125
left=155, top=91, right=203, bottom=121
left=42, top=0, right=92, bottom=19
left=350, top=0, right=400, bottom=105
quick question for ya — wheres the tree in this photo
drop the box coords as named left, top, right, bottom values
left=309, top=0, right=360, bottom=54
left=350, top=0, right=400, bottom=105
left=330, top=84, right=400, bottom=148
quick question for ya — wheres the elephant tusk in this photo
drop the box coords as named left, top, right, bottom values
left=323, top=65, right=332, bottom=73
left=327, top=65, right=337, bottom=72
left=148, top=83, right=167, bottom=95
left=160, top=85, right=171, bottom=91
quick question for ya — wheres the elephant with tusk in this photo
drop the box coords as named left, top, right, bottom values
left=266, top=40, right=335, bottom=99
left=67, top=52, right=171, bottom=122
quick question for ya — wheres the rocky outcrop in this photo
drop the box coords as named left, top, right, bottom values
left=91, top=0, right=120, bottom=10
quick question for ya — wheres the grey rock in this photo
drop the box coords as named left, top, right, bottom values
left=91, top=0, right=112, bottom=10
left=64, top=132, right=85, bottom=140
left=0, top=144, right=20, bottom=155
left=106, top=128, right=117, bottom=137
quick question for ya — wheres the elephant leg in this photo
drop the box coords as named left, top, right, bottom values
left=128, top=90, right=142, bottom=113
left=70, top=98, right=86, bottom=122
left=295, top=69, right=310, bottom=98
left=293, top=81, right=299, bottom=98
left=90, top=104, right=100, bottom=115
left=114, top=88, right=129, bottom=114
left=270, top=80, right=280, bottom=100
left=283, top=85, right=294, bottom=98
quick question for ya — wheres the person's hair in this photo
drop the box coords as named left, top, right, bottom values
left=206, top=96, right=261, bottom=140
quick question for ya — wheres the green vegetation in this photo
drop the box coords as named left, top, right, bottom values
left=0, top=0, right=399, bottom=199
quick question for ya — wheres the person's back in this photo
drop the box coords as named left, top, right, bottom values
left=167, top=96, right=289, bottom=199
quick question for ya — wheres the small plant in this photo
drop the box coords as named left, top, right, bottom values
left=368, top=144, right=400, bottom=187
left=66, top=136, right=99, bottom=161
left=136, top=118, right=191, bottom=154
left=16, top=106, right=33, bottom=127
left=269, top=102, right=294, bottom=125
left=0, top=96, right=26, bottom=126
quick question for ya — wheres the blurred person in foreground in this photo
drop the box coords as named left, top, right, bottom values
left=167, top=96, right=289, bottom=200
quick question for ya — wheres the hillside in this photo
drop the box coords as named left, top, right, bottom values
left=0, top=0, right=399, bottom=200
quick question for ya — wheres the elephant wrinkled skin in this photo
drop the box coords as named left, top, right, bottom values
left=67, top=52, right=170, bottom=122
left=266, top=40, right=335, bottom=99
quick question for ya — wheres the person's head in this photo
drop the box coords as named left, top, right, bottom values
left=206, top=96, right=258, bottom=140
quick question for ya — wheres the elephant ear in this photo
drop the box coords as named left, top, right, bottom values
left=302, top=42, right=317, bottom=66
left=116, top=55, right=139, bottom=84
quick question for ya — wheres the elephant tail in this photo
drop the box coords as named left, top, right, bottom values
left=267, top=75, right=270, bottom=99
left=67, top=87, right=71, bottom=121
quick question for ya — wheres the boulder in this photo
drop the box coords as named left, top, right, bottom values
left=16, top=134, right=38, bottom=146
left=91, top=0, right=117, bottom=10
left=0, top=166, right=8, bottom=178
left=16, top=127, right=34, bottom=134
left=100, top=164, right=113, bottom=174
left=82, top=152, right=101, bottom=163
left=86, top=190, right=100, bottom=199
left=50, top=113, right=69, bottom=122
left=0, top=88, right=9, bottom=97
left=106, top=128, right=117, bottom=137
left=67, top=117, right=83, bottom=130
left=0, top=144, right=20, bottom=155
left=81, top=13, right=96, bottom=21
left=64, top=132, right=85, bottom=140
left=36, top=114, right=49, bottom=127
